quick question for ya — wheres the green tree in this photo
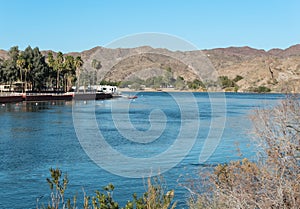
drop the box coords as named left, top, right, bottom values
left=22, top=46, right=34, bottom=91
left=4, top=46, right=20, bottom=88
left=64, top=55, right=76, bottom=92
left=20, top=46, right=49, bottom=91
left=253, top=85, right=271, bottom=93
left=47, top=52, right=55, bottom=68
left=175, top=76, right=185, bottom=90
left=16, top=54, right=26, bottom=92
left=91, top=59, right=102, bottom=70
left=153, top=76, right=164, bottom=89
left=1, top=46, right=51, bottom=91
left=31, top=47, right=50, bottom=91
left=55, top=52, right=64, bottom=90
left=247, top=85, right=271, bottom=93
left=8, top=46, right=20, bottom=63
left=218, top=76, right=236, bottom=89
left=47, top=52, right=57, bottom=90
left=187, top=79, right=205, bottom=90
left=74, top=56, right=83, bottom=91
left=145, top=77, right=155, bottom=87
left=163, top=69, right=174, bottom=88
left=232, top=75, right=243, bottom=83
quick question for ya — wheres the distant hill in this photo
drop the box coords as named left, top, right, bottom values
left=0, top=49, right=9, bottom=60
left=204, top=45, right=300, bottom=92
left=1, top=45, right=300, bottom=92
left=76, top=44, right=300, bottom=92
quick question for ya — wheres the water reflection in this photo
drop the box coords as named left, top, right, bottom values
left=0, top=101, right=72, bottom=112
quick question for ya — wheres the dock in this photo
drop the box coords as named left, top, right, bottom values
left=0, top=92, right=113, bottom=103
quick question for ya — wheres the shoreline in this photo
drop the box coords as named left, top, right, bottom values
left=1, top=90, right=298, bottom=104
left=118, top=87, right=299, bottom=94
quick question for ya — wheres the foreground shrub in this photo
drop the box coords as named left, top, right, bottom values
left=125, top=177, right=176, bottom=209
left=38, top=169, right=176, bottom=209
left=189, top=96, right=300, bottom=209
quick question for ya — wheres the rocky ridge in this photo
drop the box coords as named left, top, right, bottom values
left=1, top=44, right=299, bottom=92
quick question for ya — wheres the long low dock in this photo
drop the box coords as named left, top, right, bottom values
left=0, top=95, right=24, bottom=103
left=0, top=92, right=113, bottom=103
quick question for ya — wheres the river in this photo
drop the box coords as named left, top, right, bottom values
left=0, top=92, right=285, bottom=208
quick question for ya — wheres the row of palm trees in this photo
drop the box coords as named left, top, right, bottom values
left=0, top=46, right=84, bottom=92
left=47, top=51, right=83, bottom=92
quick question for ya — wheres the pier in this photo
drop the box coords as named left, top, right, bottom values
left=0, top=92, right=113, bottom=103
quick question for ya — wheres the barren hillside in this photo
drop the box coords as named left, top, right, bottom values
left=78, top=45, right=300, bottom=92
left=1, top=45, right=300, bottom=92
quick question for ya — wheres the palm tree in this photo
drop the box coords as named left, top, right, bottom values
left=24, top=63, right=32, bottom=91
left=47, top=52, right=56, bottom=90
left=74, top=56, right=83, bottom=92
left=55, top=52, right=64, bottom=91
left=64, top=55, right=75, bottom=92
left=16, top=54, right=25, bottom=92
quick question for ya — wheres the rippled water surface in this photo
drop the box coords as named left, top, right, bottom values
left=0, top=92, right=285, bottom=208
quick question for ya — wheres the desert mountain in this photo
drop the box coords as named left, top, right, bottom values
left=1, top=45, right=300, bottom=92
left=77, top=45, right=300, bottom=92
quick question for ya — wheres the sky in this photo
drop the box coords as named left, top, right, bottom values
left=0, top=0, right=299, bottom=52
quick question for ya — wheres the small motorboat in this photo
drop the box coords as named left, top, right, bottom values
left=128, top=95, right=138, bottom=99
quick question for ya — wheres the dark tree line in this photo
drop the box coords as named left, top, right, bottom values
left=0, top=46, right=83, bottom=92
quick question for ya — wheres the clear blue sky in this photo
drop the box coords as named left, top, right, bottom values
left=0, top=0, right=299, bottom=52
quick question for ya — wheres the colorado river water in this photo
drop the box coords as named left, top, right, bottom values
left=0, top=92, right=285, bottom=208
